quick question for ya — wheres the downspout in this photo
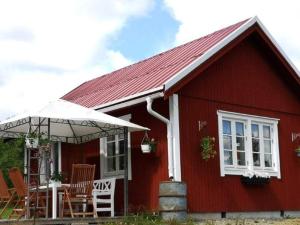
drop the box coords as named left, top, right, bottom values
left=146, top=97, right=174, bottom=180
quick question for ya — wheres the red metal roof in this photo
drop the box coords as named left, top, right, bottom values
left=62, top=19, right=249, bottom=108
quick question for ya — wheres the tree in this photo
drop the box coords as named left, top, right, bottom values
left=0, top=138, right=24, bottom=187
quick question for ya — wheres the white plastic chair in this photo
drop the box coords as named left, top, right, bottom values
left=92, top=178, right=116, bottom=217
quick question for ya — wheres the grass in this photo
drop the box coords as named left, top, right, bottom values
left=0, top=206, right=13, bottom=219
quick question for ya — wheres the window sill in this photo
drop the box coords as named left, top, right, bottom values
left=222, top=168, right=280, bottom=178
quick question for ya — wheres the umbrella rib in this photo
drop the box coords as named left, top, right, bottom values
left=67, top=120, right=79, bottom=144
left=89, top=121, right=110, bottom=136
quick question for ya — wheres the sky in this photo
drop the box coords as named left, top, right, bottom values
left=0, top=0, right=299, bottom=120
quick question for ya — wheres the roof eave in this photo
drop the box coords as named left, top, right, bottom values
left=92, top=86, right=164, bottom=112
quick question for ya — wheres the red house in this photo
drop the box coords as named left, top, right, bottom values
left=61, top=17, right=300, bottom=218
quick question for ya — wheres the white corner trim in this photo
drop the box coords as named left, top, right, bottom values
left=169, top=94, right=181, bottom=181
left=92, top=87, right=164, bottom=111
left=58, top=142, right=62, bottom=173
left=164, top=16, right=300, bottom=91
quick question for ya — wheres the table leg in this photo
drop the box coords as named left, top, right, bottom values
left=52, top=185, right=57, bottom=219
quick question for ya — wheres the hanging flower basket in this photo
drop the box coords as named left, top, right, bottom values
left=141, top=132, right=157, bottom=153
left=141, top=144, right=151, bottom=153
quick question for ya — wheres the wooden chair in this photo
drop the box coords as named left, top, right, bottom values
left=0, top=170, right=15, bottom=218
left=8, top=167, right=46, bottom=219
left=61, top=164, right=96, bottom=218
left=92, top=178, right=116, bottom=217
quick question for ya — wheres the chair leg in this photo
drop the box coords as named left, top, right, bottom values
left=0, top=196, right=14, bottom=218
left=66, top=196, right=74, bottom=218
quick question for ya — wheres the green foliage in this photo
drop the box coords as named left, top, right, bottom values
left=50, top=171, right=64, bottom=182
left=200, top=136, right=216, bottom=161
left=0, top=138, right=24, bottom=187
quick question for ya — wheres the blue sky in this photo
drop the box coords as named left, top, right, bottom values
left=0, top=0, right=299, bottom=120
left=110, top=1, right=178, bottom=61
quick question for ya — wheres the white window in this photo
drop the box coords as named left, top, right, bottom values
left=217, top=110, right=280, bottom=178
left=100, top=115, right=132, bottom=179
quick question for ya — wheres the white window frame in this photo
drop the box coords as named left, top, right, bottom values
left=100, top=114, right=132, bottom=180
left=217, top=110, right=281, bottom=178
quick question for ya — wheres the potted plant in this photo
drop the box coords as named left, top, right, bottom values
left=25, top=132, right=39, bottom=148
left=141, top=132, right=157, bottom=153
left=241, top=175, right=270, bottom=186
left=200, top=136, right=216, bottom=161
left=295, top=146, right=300, bottom=157
left=50, top=171, right=64, bottom=185
left=241, top=170, right=270, bottom=186
left=39, top=136, right=51, bottom=149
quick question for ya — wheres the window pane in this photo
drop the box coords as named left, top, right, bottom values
left=119, top=156, right=125, bottom=170
left=237, top=152, right=246, bottom=166
left=236, top=137, right=245, bottom=151
left=263, top=126, right=271, bottom=138
left=223, top=120, right=231, bottom=135
left=223, top=135, right=232, bottom=150
left=264, top=154, right=272, bottom=167
left=224, top=150, right=233, bottom=165
left=107, top=142, right=116, bottom=156
left=107, top=158, right=116, bottom=172
left=119, top=140, right=125, bottom=154
left=264, top=140, right=271, bottom=153
left=236, top=122, right=244, bottom=136
left=252, top=138, right=260, bottom=152
left=251, top=124, right=259, bottom=138
left=107, top=135, right=115, bottom=142
left=119, top=133, right=124, bottom=140
left=253, top=153, right=261, bottom=166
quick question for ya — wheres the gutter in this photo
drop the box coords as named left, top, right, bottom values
left=146, top=96, right=174, bottom=180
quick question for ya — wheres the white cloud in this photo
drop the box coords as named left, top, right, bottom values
left=163, top=0, right=300, bottom=70
left=0, top=0, right=153, bottom=120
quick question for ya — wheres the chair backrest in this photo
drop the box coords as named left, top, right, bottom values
left=0, top=170, right=10, bottom=199
left=9, top=168, right=27, bottom=198
left=69, top=164, right=95, bottom=197
left=93, top=178, right=116, bottom=196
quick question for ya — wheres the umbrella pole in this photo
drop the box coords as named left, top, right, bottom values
left=123, top=127, right=128, bottom=217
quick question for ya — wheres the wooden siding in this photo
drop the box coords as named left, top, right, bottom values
left=179, top=34, right=300, bottom=212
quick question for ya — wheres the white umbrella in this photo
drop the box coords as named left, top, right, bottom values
left=0, top=99, right=148, bottom=143
left=0, top=99, right=147, bottom=216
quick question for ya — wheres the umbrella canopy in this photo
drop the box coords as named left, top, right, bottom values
left=0, top=99, right=148, bottom=143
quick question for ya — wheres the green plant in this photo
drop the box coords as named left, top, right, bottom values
left=39, top=137, right=50, bottom=146
left=200, top=136, right=216, bottom=161
left=50, top=171, right=64, bottom=182
left=0, top=138, right=24, bottom=188
left=141, top=136, right=157, bottom=152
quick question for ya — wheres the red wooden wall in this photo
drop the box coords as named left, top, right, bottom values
left=178, top=33, right=300, bottom=212
left=61, top=31, right=300, bottom=214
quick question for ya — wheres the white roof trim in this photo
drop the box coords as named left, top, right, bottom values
left=92, top=86, right=164, bottom=110
left=164, top=16, right=300, bottom=91
left=98, top=92, right=163, bottom=113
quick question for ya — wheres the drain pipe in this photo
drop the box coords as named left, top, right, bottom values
left=146, top=97, right=174, bottom=180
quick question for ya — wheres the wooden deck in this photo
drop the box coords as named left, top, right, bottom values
left=0, top=217, right=121, bottom=225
